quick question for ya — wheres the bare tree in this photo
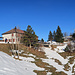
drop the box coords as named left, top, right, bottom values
left=64, top=32, right=68, bottom=37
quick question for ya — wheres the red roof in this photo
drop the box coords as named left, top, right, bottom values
left=2, top=27, right=24, bottom=35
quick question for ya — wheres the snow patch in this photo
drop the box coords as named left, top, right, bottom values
left=0, top=51, right=44, bottom=75
left=41, top=47, right=74, bottom=75
left=43, top=47, right=68, bottom=65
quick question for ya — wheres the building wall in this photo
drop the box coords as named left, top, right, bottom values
left=2, top=33, right=18, bottom=43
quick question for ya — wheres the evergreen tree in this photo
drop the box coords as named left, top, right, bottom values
left=41, top=38, right=44, bottom=43
left=53, top=30, right=56, bottom=41
left=48, top=31, right=53, bottom=41
left=23, top=31, right=30, bottom=46
left=23, top=25, right=38, bottom=48
left=55, top=26, right=63, bottom=43
left=26, top=25, right=33, bottom=34
left=72, top=33, right=75, bottom=40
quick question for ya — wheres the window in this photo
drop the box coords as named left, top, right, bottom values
left=12, top=33, right=14, bottom=36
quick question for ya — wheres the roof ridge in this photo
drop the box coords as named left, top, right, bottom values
left=2, top=27, right=24, bottom=35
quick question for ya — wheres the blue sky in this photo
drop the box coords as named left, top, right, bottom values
left=0, top=0, right=75, bottom=41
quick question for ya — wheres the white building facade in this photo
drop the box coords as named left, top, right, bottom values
left=2, top=27, right=24, bottom=44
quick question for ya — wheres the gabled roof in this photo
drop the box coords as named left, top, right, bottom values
left=2, top=27, right=24, bottom=35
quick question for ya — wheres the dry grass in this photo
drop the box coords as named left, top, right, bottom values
left=64, top=63, right=70, bottom=71
left=19, top=44, right=57, bottom=75
left=68, top=57, right=75, bottom=64
left=72, top=64, right=75, bottom=73
left=52, top=71, right=67, bottom=75
left=55, top=59, right=62, bottom=65
left=51, top=58, right=62, bottom=65
left=59, top=52, right=75, bottom=74
left=33, top=58, right=57, bottom=75
left=34, top=70, right=47, bottom=75
left=19, top=44, right=47, bottom=58
left=0, top=44, right=11, bottom=55
left=51, top=45, right=57, bottom=50
left=34, top=59, right=49, bottom=68
left=59, top=52, right=75, bottom=59
left=0, top=44, right=75, bottom=75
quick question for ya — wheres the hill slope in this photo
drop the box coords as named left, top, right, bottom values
left=0, top=44, right=75, bottom=75
left=0, top=51, right=44, bottom=75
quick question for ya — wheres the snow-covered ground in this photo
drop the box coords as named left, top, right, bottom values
left=0, top=51, right=44, bottom=75
left=0, top=43, right=75, bottom=75
left=41, top=47, right=75, bottom=75
left=55, top=44, right=67, bottom=52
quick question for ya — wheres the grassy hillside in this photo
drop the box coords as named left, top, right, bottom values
left=0, top=44, right=11, bottom=55
left=0, top=43, right=46, bottom=58
left=0, top=44, right=75, bottom=75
